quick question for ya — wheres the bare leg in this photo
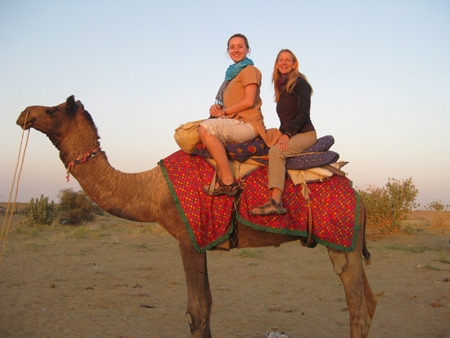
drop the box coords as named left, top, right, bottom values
left=179, top=235, right=212, bottom=338
left=199, top=125, right=234, bottom=186
left=270, top=188, right=283, bottom=204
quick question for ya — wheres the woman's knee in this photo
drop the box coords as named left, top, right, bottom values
left=269, top=145, right=285, bottom=160
left=198, top=125, right=207, bottom=140
left=269, top=145, right=281, bottom=155
left=199, top=125, right=219, bottom=141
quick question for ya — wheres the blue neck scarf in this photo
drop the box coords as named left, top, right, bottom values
left=215, top=57, right=254, bottom=106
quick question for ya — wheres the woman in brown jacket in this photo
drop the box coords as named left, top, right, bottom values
left=199, top=34, right=279, bottom=196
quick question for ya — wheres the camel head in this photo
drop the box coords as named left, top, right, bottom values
left=17, top=95, right=82, bottom=134
left=16, top=95, right=100, bottom=163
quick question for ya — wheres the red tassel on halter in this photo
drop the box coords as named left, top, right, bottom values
left=65, top=147, right=101, bottom=182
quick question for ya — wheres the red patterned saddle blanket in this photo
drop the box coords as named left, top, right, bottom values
left=159, top=150, right=360, bottom=254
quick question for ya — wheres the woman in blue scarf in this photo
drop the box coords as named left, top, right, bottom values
left=199, top=34, right=280, bottom=196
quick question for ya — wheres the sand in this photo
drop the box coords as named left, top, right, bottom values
left=0, top=210, right=449, bottom=338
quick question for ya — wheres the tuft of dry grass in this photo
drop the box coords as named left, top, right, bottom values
left=410, top=210, right=450, bottom=229
left=234, top=248, right=265, bottom=259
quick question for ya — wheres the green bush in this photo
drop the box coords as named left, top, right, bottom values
left=425, top=199, right=449, bottom=212
left=58, top=189, right=103, bottom=226
left=357, top=177, right=418, bottom=233
left=24, top=194, right=58, bottom=226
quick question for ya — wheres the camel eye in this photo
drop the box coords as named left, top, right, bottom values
left=45, top=107, right=59, bottom=116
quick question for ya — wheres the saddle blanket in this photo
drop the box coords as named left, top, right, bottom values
left=159, top=150, right=235, bottom=253
left=238, top=166, right=360, bottom=251
left=159, top=150, right=360, bottom=254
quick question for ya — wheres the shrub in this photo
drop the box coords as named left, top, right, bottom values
left=24, top=194, right=58, bottom=226
left=357, top=177, right=418, bottom=233
left=423, top=200, right=450, bottom=228
left=58, top=188, right=103, bottom=226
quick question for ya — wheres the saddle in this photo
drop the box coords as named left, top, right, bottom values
left=192, top=135, right=348, bottom=184
left=192, top=135, right=348, bottom=249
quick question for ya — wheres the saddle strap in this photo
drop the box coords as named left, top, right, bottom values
left=307, top=199, right=313, bottom=246
left=301, top=177, right=314, bottom=246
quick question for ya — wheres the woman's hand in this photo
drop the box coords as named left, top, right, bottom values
left=277, top=134, right=290, bottom=151
left=209, top=104, right=224, bottom=117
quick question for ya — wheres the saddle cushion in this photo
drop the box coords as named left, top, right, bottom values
left=192, top=135, right=338, bottom=170
left=252, top=151, right=339, bottom=170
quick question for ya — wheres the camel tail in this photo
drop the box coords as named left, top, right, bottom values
left=363, top=239, right=371, bottom=266
left=361, top=201, right=371, bottom=266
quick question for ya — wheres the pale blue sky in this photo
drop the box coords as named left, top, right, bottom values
left=1, top=0, right=449, bottom=207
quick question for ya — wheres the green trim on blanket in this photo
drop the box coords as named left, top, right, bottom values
left=158, top=159, right=234, bottom=254
left=236, top=180, right=360, bottom=252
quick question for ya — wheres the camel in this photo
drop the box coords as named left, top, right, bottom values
left=16, top=96, right=377, bottom=338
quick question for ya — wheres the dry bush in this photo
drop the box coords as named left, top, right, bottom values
left=58, top=188, right=103, bottom=226
left=423, top=200, right=450, bottom=228
left=357, top=177, right=418, bottom=233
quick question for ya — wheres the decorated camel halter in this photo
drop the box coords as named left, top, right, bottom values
left=66, top=146, right=101, bottom=182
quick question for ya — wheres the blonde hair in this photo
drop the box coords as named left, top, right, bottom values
left=272, top=49, right=313, bottom=102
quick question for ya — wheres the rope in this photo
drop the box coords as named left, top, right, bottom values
left=300, top=171, right=314, bottom=247
left=0, top=113, right=30, bottom=264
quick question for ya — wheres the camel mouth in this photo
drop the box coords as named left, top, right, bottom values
left=16, top=116, right=35, bottom=130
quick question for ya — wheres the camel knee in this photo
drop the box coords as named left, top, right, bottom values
left=327, top=248, right=348, bottom=275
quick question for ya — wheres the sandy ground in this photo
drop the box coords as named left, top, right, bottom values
left=0, top=210, right=449, bottom=338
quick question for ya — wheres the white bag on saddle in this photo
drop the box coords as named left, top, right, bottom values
left=174, top=119, right=205, bottom=154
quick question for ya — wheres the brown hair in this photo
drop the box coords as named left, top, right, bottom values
left=227, top=33, right=250, bottom=51
left=272, top=49, right=313, bottom=102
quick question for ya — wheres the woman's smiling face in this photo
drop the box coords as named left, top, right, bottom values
left=228, top=37, right=249, bottom=63
left=276, top=51, right=296, bottom=75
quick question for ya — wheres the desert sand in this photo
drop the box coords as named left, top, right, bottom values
left=0, top=208, right=449, bottom=338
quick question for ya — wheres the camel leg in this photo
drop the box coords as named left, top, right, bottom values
left=327, top=218, right=377, bottom=337
left=179, top=236, right=212, bottom=338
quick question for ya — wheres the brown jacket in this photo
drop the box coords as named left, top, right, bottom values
left=223, top=65, right=281, bottom=147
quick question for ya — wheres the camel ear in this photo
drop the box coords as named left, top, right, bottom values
left=75, top=100, right=85, bottom=110
left=66, top=95, right=77, bottom=114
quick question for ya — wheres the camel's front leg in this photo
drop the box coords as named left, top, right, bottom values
left=328, top=201, right=377, bottom=338
left=329, top=247, right=376, bottom=337
left=327, top=210, right=376, bottom=337
left=179, top=236, right=212, bottom=338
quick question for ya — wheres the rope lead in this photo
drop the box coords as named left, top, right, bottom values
left=0, top=112, right=30, bottom=264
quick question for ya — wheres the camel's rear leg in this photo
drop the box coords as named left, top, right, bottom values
left=328, top=203, right=377, bottom=337
left=179, top=236, right=212, bottom=338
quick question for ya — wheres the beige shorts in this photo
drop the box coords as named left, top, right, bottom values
left=199, top=118, right=258, bottom=143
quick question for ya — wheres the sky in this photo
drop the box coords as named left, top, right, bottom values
left=1, top=0, right=449, bottom=208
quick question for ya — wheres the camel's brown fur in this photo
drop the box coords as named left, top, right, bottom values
left=17, top=96, right=377, bottom=337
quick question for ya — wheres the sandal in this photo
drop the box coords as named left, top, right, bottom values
left=202, top=179, right=239, bottom=197
left=250, top=199, right=286, bottom=216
